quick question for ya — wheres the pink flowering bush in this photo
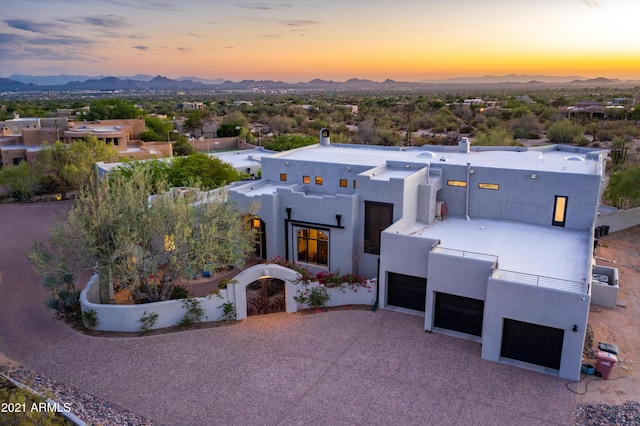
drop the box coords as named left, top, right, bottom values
left=268, top=257, right=370, bottom=292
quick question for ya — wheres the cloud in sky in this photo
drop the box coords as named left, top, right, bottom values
left=133, top=45, right=149, bottom=50
left=237, top=3, right=293, bottom=10
left=5, top=19, right=51, bottom=34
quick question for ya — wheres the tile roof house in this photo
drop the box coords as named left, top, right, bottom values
left=226, top=129, right=615, bottom=381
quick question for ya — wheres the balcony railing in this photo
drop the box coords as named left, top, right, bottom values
left=491, top=269, right=589, bottom=294
left=431, top=247, right=498, bottom=264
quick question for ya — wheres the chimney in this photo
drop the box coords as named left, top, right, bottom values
left=319, top=128, right=330, bottom=146
left=459, top=137, right=470, bottom=153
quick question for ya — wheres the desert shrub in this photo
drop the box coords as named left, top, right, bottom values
left=219, top=301, right=236, bottom=321
left=178, top=298, right=205, bottom=328
left=306, top=286, right=331, bottom=309
left=547, top=119, right=584, bottom=144
left=82, top=309, right=99, bottom=330
left=139, top=311, right=159, bottom=332
left=170, top=285, right=190, bottom=300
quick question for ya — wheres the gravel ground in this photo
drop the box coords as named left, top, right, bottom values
left=0, top=366, right=155, bottom=426
left=2, top=363, right=638, bottom=425
left=576, top=401, right=640, bottom=425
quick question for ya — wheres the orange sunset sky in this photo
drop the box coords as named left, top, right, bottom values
left=2, top=0, right=639, bottom=82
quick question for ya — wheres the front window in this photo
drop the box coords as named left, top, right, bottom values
left=297, top=228, right=328, bottom=266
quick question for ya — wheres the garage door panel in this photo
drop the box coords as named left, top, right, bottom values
left=434, top=292, right=484, bottom=336
left=387, top=272, right=426, bottom=312
left=501, top=319, right=564, bottom=370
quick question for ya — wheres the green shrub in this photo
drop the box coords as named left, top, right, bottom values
left=219, top=301, right=236, bottom=321
left=140, top=311, right=159, bottom=332
left=170, top=285, right=190, bottom=300
left=547, top=119, right=584, bottom=144
left=306, top=286, right=331, bottom=309
left=82, top=309, right=99, bottom=330
left=178, top=298, right=205, bottom=328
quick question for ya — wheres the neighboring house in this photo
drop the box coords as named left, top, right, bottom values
left=95, top=146, right=274, bottom=179
left=227, top=129, right=615, bottom=381
left=178, top=101, right=205, bottom=111
left=0, top=117, right=172, bottom=167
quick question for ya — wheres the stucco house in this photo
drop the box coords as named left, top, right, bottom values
left=0, top=117, right=171, bottom=167
left=226, top=129, right=616, bottom=381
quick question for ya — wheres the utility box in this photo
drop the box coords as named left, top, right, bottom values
left=595, top=351, right=618, bottom=379
left=591, top=266, right=619, bottom=309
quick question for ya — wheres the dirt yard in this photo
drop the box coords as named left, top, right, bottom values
left=576, top=225, right=640, bottom=405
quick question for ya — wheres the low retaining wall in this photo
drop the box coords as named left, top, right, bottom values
left=80, top=267, right=376, bottom=332
left=596, top=206, right=640, bottom=233
left=80, top=274, right=233, bottom=332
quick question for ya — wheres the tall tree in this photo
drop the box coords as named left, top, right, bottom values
left=168, top=153, right=241, bottom=189
left=184, top=111, right=204, bottom=137
left=603, top=165, right=640, bottom=209
left=37, top=136, right=116, bottom=199
left=0, top=161, right=39, bottom=201
left=82, top=99, right=142, bottom=120
left=140, top=116, right=175, bottom=142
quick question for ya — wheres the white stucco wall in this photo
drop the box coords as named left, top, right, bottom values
left=80, top=274, right=232, bottom=332
left=80, top=265, right=376, bottom=332
left=482, top=278, right=591, bottom=381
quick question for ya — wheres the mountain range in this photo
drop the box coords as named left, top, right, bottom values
left=1, top=74, right=638, bottom=92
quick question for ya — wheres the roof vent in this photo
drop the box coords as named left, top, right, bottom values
left=319, top=128, right=330, bottom=145
left=565, top=156, right=584, bottom=161
left=459, top=138, right=471, bottom=153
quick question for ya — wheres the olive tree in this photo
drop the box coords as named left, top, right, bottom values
left=30, top=170, right=255, bottom=303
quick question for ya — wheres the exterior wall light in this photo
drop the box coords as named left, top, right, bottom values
left=531, top=174, right=537, bottom=179
left=260, top=269, right=271, bottom=280
left=345, top=167, right=351, bottom=172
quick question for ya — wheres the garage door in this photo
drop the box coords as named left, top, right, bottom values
left=387, top=272, right=426, bottom=312
left=501, top=319, right=564, bottom=370
left=434, top=292, right=484, bottom=336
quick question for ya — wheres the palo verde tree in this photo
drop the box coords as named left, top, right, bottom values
left=603, top=165, right=640, bottom=209
left=30, top=169, right=255, bottom=303
left=36, top=135, right=116, bottom=198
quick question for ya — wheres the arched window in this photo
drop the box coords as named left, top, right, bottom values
left=297, top=228, right=328, bottom=266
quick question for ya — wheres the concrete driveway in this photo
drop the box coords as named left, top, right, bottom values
left=0, top=202, right=578, bottom=425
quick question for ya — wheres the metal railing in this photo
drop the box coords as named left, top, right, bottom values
left=431, top=246, right=498, bottom=263
left=491, top=269, right=589, bottom=294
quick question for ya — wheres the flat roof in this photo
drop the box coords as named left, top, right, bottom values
left=208, top=149, right=273, bottom=168
left=274, top=144, right=602, bottom=175
left=404, top=217, right=590, bottom=284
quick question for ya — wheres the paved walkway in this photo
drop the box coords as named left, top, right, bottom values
left=0, top=203, right=579, bottom=425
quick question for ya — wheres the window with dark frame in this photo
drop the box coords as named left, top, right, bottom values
left=297, top=228, right=329, bottom=266
left=339, top=179, right=348, bottom=188
left=315, top=176, right=323, bottom=185
left=364, top=201, right=393, bottom=255
left=552, top=195, right=568, bottom=227
left=303, top=175, right=310, bottom=184
left=280, top=173, right=287, bottom=182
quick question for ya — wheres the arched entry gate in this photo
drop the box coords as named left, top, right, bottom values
left=232, top=264, right=300, bottom=320
left=246, top=278, right=286, bottom=316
